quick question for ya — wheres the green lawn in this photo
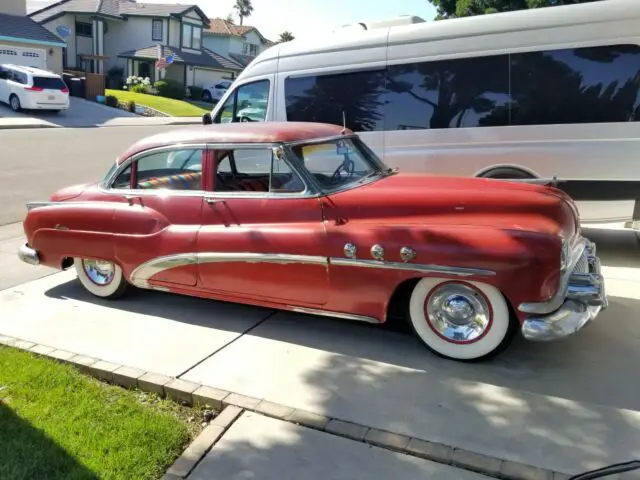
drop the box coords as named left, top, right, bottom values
left=106, top=89, right=209, bottom=117
left=0, top=346, right=205, bottom=480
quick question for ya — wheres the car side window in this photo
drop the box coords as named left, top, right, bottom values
left=213, top=148, right=305, bottom=194
left=134, top=148, right=204, bottom=191
left=111, top=165, right=132, bottom=189
left=214, top=79, right=269, bottom=124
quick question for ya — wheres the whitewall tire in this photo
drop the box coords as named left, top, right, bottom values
left=74, top=257, right=128, bottom=299
left=407, top=277, right=516, bottom=361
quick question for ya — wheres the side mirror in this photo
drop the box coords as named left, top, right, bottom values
left=202, top=113, right=212, bottom=125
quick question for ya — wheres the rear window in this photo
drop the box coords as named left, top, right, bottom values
left=32, top=76, right=66, bottom=89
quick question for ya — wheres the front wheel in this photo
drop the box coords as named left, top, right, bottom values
left=407, top=278, right=516, bottom=362
left=74, top=257, right=128, bottom=299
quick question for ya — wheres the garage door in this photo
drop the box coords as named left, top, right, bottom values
left=0, top=45, right=46, bottom=69
left=193, top=68, right=226, bottom=88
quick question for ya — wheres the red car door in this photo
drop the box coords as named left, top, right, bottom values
left=105, top=145, right=206, bottom=287
left=196, top=145, right=329, bottom=306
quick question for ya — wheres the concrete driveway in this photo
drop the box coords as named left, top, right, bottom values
left=1, top=227, right=639, bottom=478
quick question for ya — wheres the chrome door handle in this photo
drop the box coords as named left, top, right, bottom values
left=205, top=197, right=225, bottom=205
left=124, top=195, right=142, bottom=206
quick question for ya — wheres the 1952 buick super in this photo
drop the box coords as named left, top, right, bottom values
left=18, top=122, right=608, bottom=361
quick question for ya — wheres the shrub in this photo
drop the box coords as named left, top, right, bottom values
left=131, top=84, right=148, bottom=94
left=105, top=95, right=118, bottom=107
left=154, top=79, right=185, bottom=100
left=188, top=85, right=203, bottom=99
left=107, top=66, right=124, bottom=89
left=125, top=100, right=136, bottom=113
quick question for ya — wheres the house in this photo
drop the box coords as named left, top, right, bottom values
left=29, top=0, right=244, bottom=89
left=0, top=0, right=66, bottom=73
left=203, top=18, right=273, bottom=69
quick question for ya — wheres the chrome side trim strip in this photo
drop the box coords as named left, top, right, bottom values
left=129, top=252, right=328, bottom=288
left=198, top=252, right=328, bottom=265
left=290, top=306, right=379, bottom=324
left=130, top=253, right=198, bottom=288
left=329, top=257, right=496, bottom=277
left=129, top=252, right=494, bottom=289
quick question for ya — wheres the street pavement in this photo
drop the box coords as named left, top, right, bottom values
left=0, top=124, right=180, bottom=227
left=0, top=97, right=202, bottom=129
left=0, top=225, right=639, bottom=478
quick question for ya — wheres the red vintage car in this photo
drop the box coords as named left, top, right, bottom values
left=18, top=122, right=607, bottom=361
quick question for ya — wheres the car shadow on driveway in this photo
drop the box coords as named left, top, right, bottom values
left=38, top=228, right=640, bottom=476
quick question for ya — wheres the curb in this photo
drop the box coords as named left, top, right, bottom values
left=0, top=335, right=570, bottom=480
left=0, top=122, right=58, bottom=129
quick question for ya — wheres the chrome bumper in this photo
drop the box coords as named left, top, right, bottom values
left=520, top=239, right=607, bottom=341
left=18, top=243, right=40, bottom=266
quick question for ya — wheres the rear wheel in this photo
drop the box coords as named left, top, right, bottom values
left=407, top=277, right=517, bottom=361
left=201, top=90, right=212, bottom=102
left=9, top=94, right=21, bottom=112
left=74, top=257, right=128, bottom=299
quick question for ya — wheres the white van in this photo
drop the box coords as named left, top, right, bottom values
left=203, top=0, right=640, bottom=233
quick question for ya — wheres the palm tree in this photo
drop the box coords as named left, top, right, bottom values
left=234, top=0, right=254, bottom=26
left=225, top=13, right=235, bottom=24
left=278, top=31, right=295, bottom=42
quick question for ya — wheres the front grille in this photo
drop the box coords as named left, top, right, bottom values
left=573, top=251, right=590, bottom=274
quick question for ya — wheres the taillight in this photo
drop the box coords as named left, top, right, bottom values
left=61, top=87, right=69, bottom=93
left=25, top=86, right=43, bottom=91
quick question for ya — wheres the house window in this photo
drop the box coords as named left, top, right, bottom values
left=76, top=21, right=92, bottom=37
left=243, top=43, right=258, bottom=56
left=152, top=19, right=163, bottom=41
left=182, top=23, right=202, bottom=50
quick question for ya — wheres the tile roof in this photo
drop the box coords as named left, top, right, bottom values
left=30, top=0, right=99, bottom=22
left=228, top=53, right=257, bottom=68
left=0, top=12, right=66, bottom=45
left=205, top=18, right=271, bottom=44
left=118, top=44, right=243, bottom=71
left=29, top=0, right=207, bottom=24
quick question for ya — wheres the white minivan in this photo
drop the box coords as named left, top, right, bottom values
left=203, top=0, right=640, bottom=234
left=0, top=64, right=70, bottom=113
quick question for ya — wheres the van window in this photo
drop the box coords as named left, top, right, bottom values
left=385, top=54, right=510, bottom=129
left=214, top=79, right=270, bottom=123
left=284, top=70, right=385, bottom=131
left=32, top=76, right=67, bottom=90
left=509, top=44, right=640, bottom=125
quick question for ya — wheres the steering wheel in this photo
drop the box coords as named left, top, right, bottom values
left=329, top=157, right=355, bottom=184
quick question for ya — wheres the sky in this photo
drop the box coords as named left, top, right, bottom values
left=27, top=0, right=438, bottom=42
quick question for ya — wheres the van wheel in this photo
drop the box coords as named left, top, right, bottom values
left=406, top=278, right=517, bottom=362
left=9, top=95, right=21, bottom=112
left=74, top=257, right=128, bottom=299
left=201, top=90, right=212, bottom=102
left=480, top=167, right=535, bottom=180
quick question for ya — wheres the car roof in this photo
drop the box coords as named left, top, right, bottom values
left=117, top=122, right=354, bottom=164
left=0, top=64, right=60, bottom=77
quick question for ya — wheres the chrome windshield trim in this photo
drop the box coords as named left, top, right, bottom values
left=329, top=257, right=496, bottom=277
left=290, top=306, right=379, bottom=324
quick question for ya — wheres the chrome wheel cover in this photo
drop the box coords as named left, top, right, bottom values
left=82, top=259, right=116, bottom=286
left=424, top=283, right=493, bottom=344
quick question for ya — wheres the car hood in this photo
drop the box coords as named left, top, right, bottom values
left=329, top=173, right=579, bottom=237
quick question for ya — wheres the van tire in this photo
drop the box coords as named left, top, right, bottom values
left=9, top=95, right=21, bottom=112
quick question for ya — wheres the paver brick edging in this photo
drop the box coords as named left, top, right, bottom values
left=2, top=335, right=571, bottom=480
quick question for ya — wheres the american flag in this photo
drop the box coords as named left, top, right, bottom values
left=156, top=57, right=168, bottom=69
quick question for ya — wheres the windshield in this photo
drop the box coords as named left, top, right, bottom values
left=289, top=136, right=388, bottom=192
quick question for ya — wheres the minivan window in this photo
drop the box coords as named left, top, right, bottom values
left=32, top=76, right=67, bottom=90
left=214, top=79, right=269, bottom=123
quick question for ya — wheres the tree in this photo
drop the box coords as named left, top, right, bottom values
left=225, top=13, right=235, bottom=24
left=429, top=0, right=602, bottom=19
left=278, top=31, right=295, bottom=43
left=234, top=0, right=254, bottom=26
